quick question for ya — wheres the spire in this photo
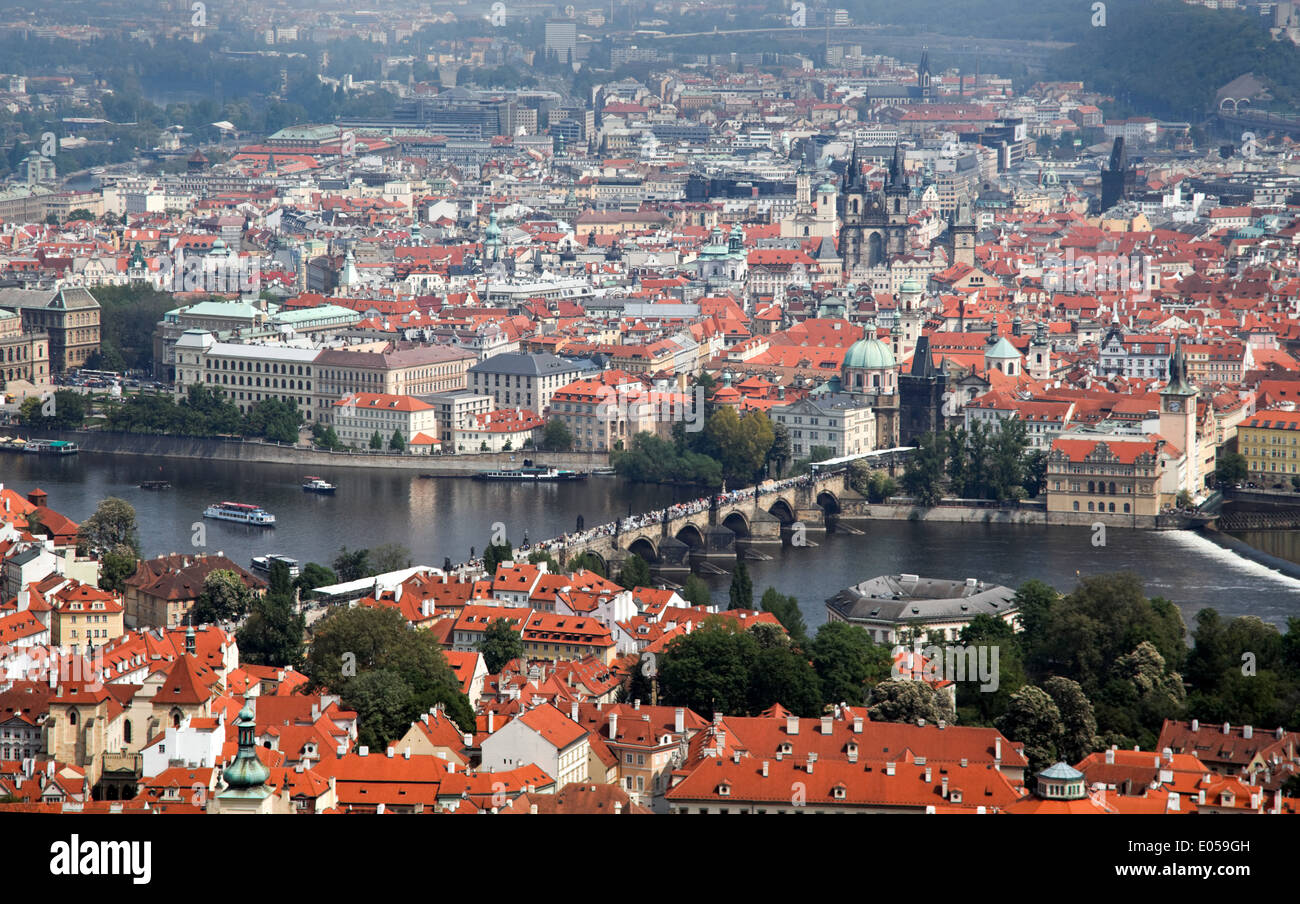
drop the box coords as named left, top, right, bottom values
left=222, top=702, right=270, bottom=790
left=185, top=614, right=196, bottom=656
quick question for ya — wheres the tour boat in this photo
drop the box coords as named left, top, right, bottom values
left=301, top=476, right=337, bottom=493
left=473, top=466, right=587, bottom=482
left=250, top=553, right=300, bottom=577
left=139, top=480, right=171, bottom=490
left=22, top=440, right=78, bottom=455
left=203, top=501, right=276, bottom=526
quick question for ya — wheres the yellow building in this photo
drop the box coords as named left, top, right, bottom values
left=49, top=581, right=125, bottom=655
left=1238, top=411, right=1300, bottom=488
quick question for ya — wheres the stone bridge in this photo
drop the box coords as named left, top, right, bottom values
left=549, top=471, right=868, bottom=573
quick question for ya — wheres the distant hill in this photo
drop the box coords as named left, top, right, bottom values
left=845, top=0, right=1300, bottom=118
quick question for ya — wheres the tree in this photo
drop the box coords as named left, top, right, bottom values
left=568, top=551, right=605, bottom=577
left=369, top=430, right=384, bottom=450
left=332, top=546, right=372, bottom=582
left=748, top=645, right=823, bottom=716
left=809, top=620, right=893, bottom=706
left=542, top=419, right=575, bottom=451
left=996, top=685, right=1064, bottom=775
left=728, top=561, right=753, bottom=610
left=682, top=574, right=712, bottom=607
left=370, top=543, right=412, bottom=573
left=1043, top=676, right=1099, bottom=764
left=389, top=430, right=405, bottom=452
left=303, top=605, right=474, bottom=747
left=657, top=620, right=756, bottom=716
left=238, top=588, right=305, bottom=667
left=295, top=562, right=337, bottom=595
left=527, top=548, right=559, bottom=572
left=99, top=548, right=138, bottom=595
left=759, top=587, right=807, bottom=646
left=1215, top=451, right=1248, bottom=485
left=617, top=553, right=651, bottom=590
left=483, top=540, right=513, bottom=575
left=902, top=431, right=946, bottom=505
left=241, top=397, right=301, bottom=444
left=78, top=497, right=141, bottom=556
left=867, top=679, right=956, bottom=725
left=192, top=569, right=253, bottom=624
left=479, top=617, right=526, bottom=673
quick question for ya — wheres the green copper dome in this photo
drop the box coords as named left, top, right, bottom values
left=986, top=336, right=1020, bottom=360
left=223, top=702, right=270, bottom=790
left=900, top=276, right=923, bottom=295
left=843, top=337, right=895, bottom=370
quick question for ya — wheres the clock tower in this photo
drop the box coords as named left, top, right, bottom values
left=1159, top=335, right=1198, bottom=494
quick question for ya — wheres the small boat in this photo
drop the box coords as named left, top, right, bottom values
left=473, top=466, right=587, bottom=482
left=204, top=501, right=276, bottom=526
left=139, top=480, right=171, bottom=490
left=251, top=553, right=300, bottom=578
left=590, top=467, right=617, bottom=477
left=22, top=440, right=78, bottom=455
left=301, top=476, right=336, bottom=493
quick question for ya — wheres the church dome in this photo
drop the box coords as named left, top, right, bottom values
left=817, top=182, right=836, bottom=194
left=986, top=336, right=1020, bottom=360
left=843, top=337, right=895, bottom=370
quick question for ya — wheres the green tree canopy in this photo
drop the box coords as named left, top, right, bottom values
left=478, top=617, right=526, bottom=674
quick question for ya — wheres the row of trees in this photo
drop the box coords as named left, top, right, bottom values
left=929, top=573, right=1300, bottom=773
left=104, top=385, right=302, bottom=443
left=903, top=420, right=1045, bottom=505
left=613, top=406, right=784, bottom=488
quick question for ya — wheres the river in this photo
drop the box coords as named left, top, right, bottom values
left=4, top=452, right=1298, bottom=631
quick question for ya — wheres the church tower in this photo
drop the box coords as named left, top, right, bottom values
left=1029, top=321, right=1052, bottom=381
left=949, top=198, right=976, bottom=267
left=1159, top=335, right=1199, bottom=494
left=918, top=48, right=932, bottom=104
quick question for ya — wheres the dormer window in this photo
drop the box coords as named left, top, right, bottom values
left=718, top=783, right=730, bottom=797
left=833, top=784, right=847, bottom=800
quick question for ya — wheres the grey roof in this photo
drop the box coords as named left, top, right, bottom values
left=467, top=352, right=592, bottom=377
left=0, top=287, right=100, bottom=311
left=1038, top=762, right=1085, bottom=781
left=826, top=574, right=1017, bottom=624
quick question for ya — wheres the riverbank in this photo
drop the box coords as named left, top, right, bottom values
left=0, top=426, right=608, bottom=474
left=845, top=498, right=1198, bottom=530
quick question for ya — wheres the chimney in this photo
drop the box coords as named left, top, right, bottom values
left=674, top=707, right=685, bottom=734
left=633, top=698, right=641, bottom=710
left=806, top=755, right=814, bottom=775
left=853, top=716, right=863, bottom=734
left=761, top=760, right=769, bottom=777
left=386, top=747, right=394, bottom=758
left=994, top=737, right=1002, bottom=762
left=358, top=746, right=369, bottom=756
left=609, top=712, right=618, bottom=739
left=529, top=803, right=538, bottom=814
left=885, top=762, right=895, bottom=776
left=786, top=716, right=799, bottom=735
left=404, top=748, right=411, bottom=760
left=1191, top=718, right=1199, bottom=732
left=924, top=766, right=932, bottom=783
left=1243, top=725, right=1252, bottom=739
left=820, top=715, right=832, bottom=735
left=487, top=711, right=494, bottom=733
left=613, top=801, right=622, bottom=814
left=1223, top=722, right=1231, bottom=735
left=570, top=700, right=578, bottom=722
left=1105, top=748, right=1115, bottom=765
left=941, top=775, right=949, bottom=798
left=732, top=749, right=741, bottom=764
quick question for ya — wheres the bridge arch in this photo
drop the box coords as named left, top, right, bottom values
left=722, top=510, right=751, bottom=537
left=565, top=548, right=608, bottom=577
left=675, top=523, right=705, bottom=548
left=816, top=490, right=842, bottom=515
left=768, top=497, right=796, bottom=524
left=627, top=536, right=658, bottom=563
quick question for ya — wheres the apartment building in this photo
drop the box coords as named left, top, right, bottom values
left=1238, top=410, right=1300, bottom=487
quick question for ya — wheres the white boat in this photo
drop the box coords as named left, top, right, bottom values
left=204, top=501, right=276, bottom=526
left=251, top=553, right=300, bottom=577
left=302, top=476, right=336, bottom=493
